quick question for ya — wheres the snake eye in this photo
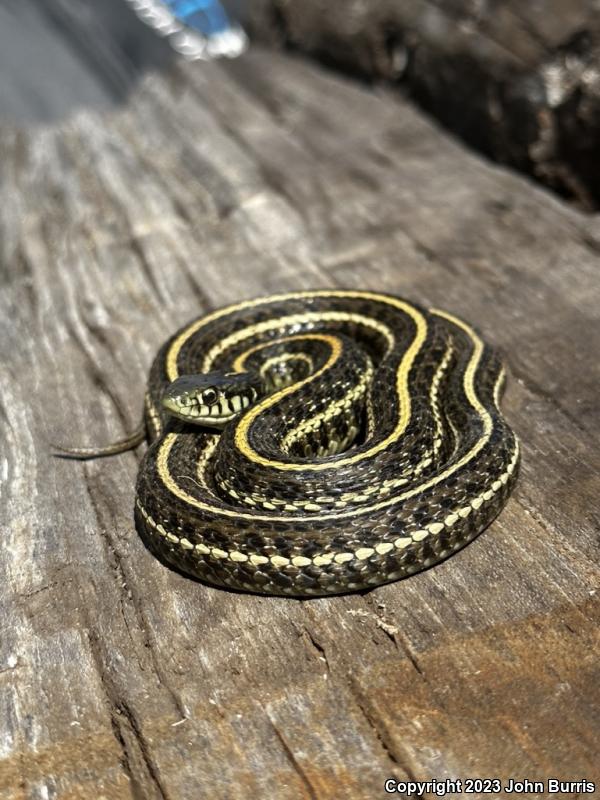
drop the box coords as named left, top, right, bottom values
left=202, top=388, right=218, bottom=406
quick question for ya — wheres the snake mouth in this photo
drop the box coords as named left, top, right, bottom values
left=161, top=372, right=259, bottom=428
left=163, top=399, right=242, bottom=428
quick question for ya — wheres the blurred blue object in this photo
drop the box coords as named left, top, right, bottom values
left=125, top=0, right=247, bottom=60
left=167, top=0, right=230, bottom=35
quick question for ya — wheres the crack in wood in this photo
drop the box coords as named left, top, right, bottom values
left=87, top=628, right=170, bottom=800
left=347, top=677, right=416, bottom=782
left=128, top=234, right=169, bottom=306
left=82, top=471, right=188, bottom=720
left=268, top=717, right=319, bottom=800
left=61, top=312, right=134, bottom=438
left=509, top=361, right=595, bottom=441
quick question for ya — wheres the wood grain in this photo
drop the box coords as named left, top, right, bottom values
left=1, top=45, right=599, bottom=799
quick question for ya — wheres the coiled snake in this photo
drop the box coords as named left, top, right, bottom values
left=63, top=290, right=520, bottom=596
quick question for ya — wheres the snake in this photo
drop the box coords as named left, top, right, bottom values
left=59, top=289, right=520, bottom=596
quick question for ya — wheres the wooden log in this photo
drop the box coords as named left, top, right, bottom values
left=243, top=0, right=600, bottom=211
left=1, top=43, right=599, bottom=799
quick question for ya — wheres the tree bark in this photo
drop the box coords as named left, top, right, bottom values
left=244, top=0, right=600, bottom=211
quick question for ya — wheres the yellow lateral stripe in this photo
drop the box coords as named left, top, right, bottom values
left=258, top=352, right=314, bottom=378
left=208, top=311, right=394, bottom=374
left=233, top=333, right=325, bottom=375
left=230, top=306, right=425, bottom=471
left=154, top=299, right=496, bottom=522
left=232, top=334, right=344, bottom=469
left=166, top=290, right=400, bottom=380
left=165, top=291, right=427, bottom=473
left=142, top=424, right=518, bottom=564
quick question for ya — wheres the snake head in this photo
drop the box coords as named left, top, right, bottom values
left=161, top=371, right=263, bottom=428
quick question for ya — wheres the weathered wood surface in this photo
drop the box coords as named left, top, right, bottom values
left=1, top=42, right=600, bottom=799
left=245, top=0, right=600, bottom=210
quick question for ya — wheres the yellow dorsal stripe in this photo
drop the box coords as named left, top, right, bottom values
left=166, top=290, right=400, bottom=380
left=155, top=295, right=494, bottom=522
left=167, top=294, right=426, bottom=472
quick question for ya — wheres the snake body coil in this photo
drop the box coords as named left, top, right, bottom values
left=135, top=290, right=520, bottom=596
